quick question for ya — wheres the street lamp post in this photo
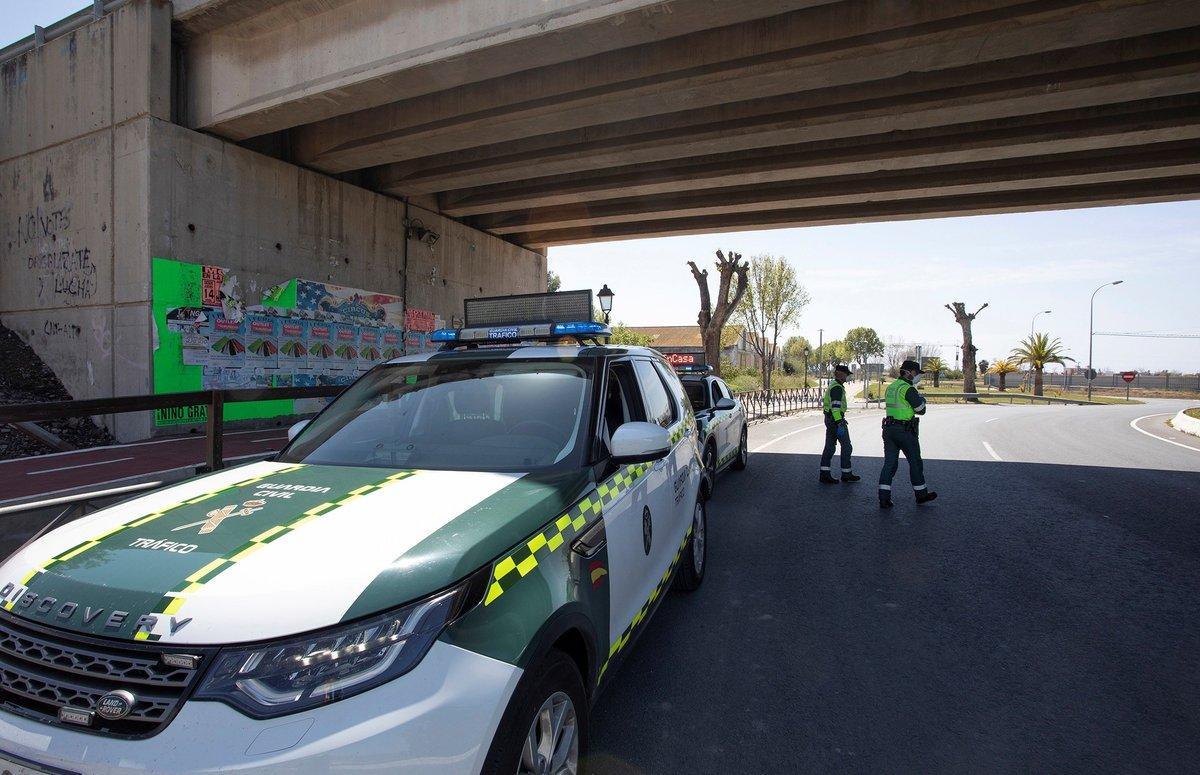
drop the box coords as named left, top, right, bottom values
left=596, top=284, right=614, bottom=324
left=1087, top=281, right=1123, bottom=400
left=803, top=347, right=810, bottom=390
left=1031, top=309, right=1052, bottom=337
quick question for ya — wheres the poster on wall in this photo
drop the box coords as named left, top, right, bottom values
left=152, top=257, right=413, bottom=427
left=245, top=314, right=279, bottom=369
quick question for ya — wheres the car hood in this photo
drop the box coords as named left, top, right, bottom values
left=0, top=461, right=590, bottom=644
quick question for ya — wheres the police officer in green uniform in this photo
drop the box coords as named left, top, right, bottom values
left=879, top=359, right=938, bottom=508
left=819, top=364, right=860, bottom=484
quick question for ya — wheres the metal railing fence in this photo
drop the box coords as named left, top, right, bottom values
left=734, top=388, right=820, bottom=421
left=0, top=386, right=343, bottom=472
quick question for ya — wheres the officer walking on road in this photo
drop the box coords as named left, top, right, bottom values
left=819, top=364, right=860, bottom=484
left=879, top=359, right=937, bottom=508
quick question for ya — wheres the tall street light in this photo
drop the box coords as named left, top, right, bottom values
left=1087, top=280, right=1123, bottom=400
left=597, top=284, right=614, bottom=324
left=1031, top=309, right=1052, bottom=337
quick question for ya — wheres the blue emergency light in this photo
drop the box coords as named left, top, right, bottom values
left=433, top=292, right=613, bottom=349
left=430, top=329, right=459, bottom=342
left=674, top=363, right=713, bottom=374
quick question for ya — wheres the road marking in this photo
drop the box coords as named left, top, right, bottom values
left=1130, top=413, right=1200, bottom=453
left=985, top=417, right=1001, bottom=423
left=752, top=423, right=823, bottom=453
left=26, top=456, right=135, bottom=475
left=982, top=441, right=1003, bottom=461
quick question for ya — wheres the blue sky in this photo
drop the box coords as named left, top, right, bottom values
left=7, top=3, right=1198, bottom=372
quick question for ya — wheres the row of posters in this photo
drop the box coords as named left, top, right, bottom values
left=153, top=258, right=444, bottom=408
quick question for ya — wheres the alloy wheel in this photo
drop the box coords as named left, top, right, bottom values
left=518, top=691, right=578, bottom=775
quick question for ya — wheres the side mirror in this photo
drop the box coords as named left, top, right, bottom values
left=714, top=397, right=737, bottom=411
left=610, top=422, right=672, bottom=464
left=287, top=419, right=310, bottom=441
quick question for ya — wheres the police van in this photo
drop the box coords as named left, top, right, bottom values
left=0, top=291, right=707, bottom=774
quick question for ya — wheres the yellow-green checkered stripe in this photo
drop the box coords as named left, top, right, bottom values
left=5, top=465, right=306, bottom=607
left=139, top=469, right=419, bottom=637
left=597, top=524, right=693, bottom=684
left=483, top=464, right=649, bottom=607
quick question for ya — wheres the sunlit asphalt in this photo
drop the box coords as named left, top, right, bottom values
left=590, top=398, right=1200, bottom=774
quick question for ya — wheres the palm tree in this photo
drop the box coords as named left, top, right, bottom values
left=1011, top=334, right=1074, bottom=396
left=988, top=358, right=1019, bottom=392
left=924, top=356, right=947, bottom=388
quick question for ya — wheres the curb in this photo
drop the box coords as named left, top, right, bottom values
left=1169, top=409, right=1200, bottom=438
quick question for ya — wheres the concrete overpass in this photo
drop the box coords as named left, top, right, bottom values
left=2, top=0, right=1198, bottom=442
left=175, top=0, right=1200, bottom=246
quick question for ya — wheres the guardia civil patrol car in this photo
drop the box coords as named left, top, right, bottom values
left=0, top=292, right=707, bottom=775
left=675, top=364, right=749, bottom=495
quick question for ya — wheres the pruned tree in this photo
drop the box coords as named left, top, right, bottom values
left=689, top=250, right=750, bottom=376
left=945, top=301, right=988, bottom=396
left=736, top=255, right=810, bottom=390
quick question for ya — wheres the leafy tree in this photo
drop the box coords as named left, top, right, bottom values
left=783, top=335, right=813, bottom=380
left=608, top=323, right=653, bottom=346
left=735, top=254, right=810, bottom=390
left=1011, top=333, right=1074, bottom=396
left=688, top=250, right=750, bottom=377
left=813, top=340, right=848, bottom=374
left=924, top=356, right=947, bottom=388
left=547, top=270, right=562, bottom=292
left=844, top=326, right=884, bottom=371
left=988, top=358, right=1018, bottom=392
left=945, top=302, right=988, bottom=398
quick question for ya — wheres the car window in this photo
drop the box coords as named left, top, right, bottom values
left=716, top=379, right=732, bottom=400
left=653, top=361, right=690, bottom=420
left=710, top=379, right=723, bottom=406
left=634, top=359, right=676, bottom=428
left=682, top=380, right=708, bottom=412
left=281, top=359, right=593, bottom=472
left=603, top=361, right=645, bottom=436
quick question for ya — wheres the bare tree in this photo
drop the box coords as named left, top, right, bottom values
left=689, top=250, right=750, bottom=376
left=945, top=302, right=988, bottom=396
left=884, top=337, right=908, bottom=376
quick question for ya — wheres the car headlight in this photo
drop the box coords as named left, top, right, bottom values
left=193, top=570, right=486, bottom=718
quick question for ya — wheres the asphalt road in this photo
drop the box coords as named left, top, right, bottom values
left=590, top=398, right=1200, bottom=774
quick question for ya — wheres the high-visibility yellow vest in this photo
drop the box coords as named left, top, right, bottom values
left=884, top=379, right=915, bottom=420
left=822, top=382, right=846, bottom=420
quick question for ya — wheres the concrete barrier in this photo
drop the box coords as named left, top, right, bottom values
left=1170, top=409, right=1200, bottom=438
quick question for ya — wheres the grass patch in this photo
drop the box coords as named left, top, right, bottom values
left=1186, top=408, right=1200, bottom=420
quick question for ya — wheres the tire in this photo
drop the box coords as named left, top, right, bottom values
left=482, top=648, right=588, bottom=775
left=673, top=499, right=707, bottom=592
left=701, top=442, right=717, bottom=499
left=731, top=424, right=749, bottom=471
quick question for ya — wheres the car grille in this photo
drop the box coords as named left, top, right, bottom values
left=0, top=612, right=213, bottom=738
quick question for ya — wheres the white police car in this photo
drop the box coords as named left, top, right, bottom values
left=675, top=364, right=748, bottom=496
left=0, top=291, right=707, bottom=774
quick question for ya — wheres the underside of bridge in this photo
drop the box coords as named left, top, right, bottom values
left=178, top=0, right=1200, bottom=247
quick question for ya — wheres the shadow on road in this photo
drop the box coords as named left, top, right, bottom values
left=589, top=452, right=1200, bottom=774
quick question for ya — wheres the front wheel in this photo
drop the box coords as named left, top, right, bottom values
left=482, top=649, right=587, bottom=775
left=702, top=442, right=717, bottom=499
left=731, top=425, right=749, bottom=471
left=673, top=499, right=707, bottom=591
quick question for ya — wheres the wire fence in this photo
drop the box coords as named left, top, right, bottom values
left=734, top=388, right=821, bottom=421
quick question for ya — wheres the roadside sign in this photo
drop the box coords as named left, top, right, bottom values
left=664, top=352, right=702, bottom=366
left=1121, top=371, right=1137, bottom=383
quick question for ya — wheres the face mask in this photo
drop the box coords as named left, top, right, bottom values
left=912, top=374, right=922, bottom=385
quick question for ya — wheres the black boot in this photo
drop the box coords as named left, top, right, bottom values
left=915, top=490, right=938, bottom=505
left=819, top=472, right=839, bottom=484
left=841, top=472, right=861, bottom=483
left=879, top=497, right=893, bottom=509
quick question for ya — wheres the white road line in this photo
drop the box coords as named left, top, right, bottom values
left=26, top=456, right=136, bottom=476
left=1130, top=413, right=1200, bottom=453
left=985, top=417, right=1001, bottom=423
left=752, top=423, right=823, bottom=452
left=982, top=441, right=1003, bottom=461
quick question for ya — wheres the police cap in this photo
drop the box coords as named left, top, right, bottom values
left=899, top=359, right=925, bottom=374
left=833, top=364, right=852, bottom=376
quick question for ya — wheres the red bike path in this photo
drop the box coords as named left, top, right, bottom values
left=0, top=429, right=290, bottom=502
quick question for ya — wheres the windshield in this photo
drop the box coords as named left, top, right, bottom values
left=682, top=380, right=708, bottom=411
left=280, top=359, right=594, bottom=472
